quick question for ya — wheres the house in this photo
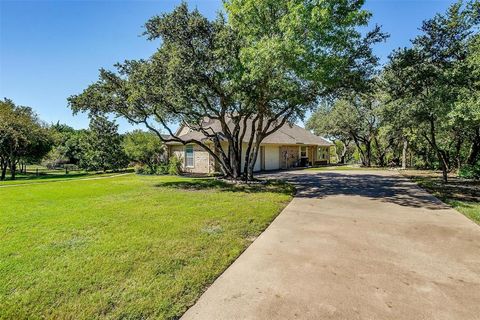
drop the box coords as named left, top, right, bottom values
left=166, top=118, right=333, bottom=174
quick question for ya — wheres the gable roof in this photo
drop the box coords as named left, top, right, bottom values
left=167, top=117, right=332, bottom=146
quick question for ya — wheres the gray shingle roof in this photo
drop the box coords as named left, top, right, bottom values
left=167, top=117, right=332, bottom=146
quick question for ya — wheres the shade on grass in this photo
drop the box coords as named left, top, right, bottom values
left=402, top=170, right=480, bottom=225
left=0, top=174, right=293, bottom=319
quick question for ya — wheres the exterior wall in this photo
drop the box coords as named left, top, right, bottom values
left=264, top=145, right=280, bottom=170
left=169, top=144, right=212, bottom=174
left=279, top=145, right=300, bottom=169
left=169, top=142, right=332, bottom=173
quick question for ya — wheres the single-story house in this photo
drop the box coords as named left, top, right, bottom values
left=166, top=118, right=333, bottom=174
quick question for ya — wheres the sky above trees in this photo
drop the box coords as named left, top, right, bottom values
left=0, top=0, right=455, bottom=132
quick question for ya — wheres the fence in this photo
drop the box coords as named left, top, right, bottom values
left=21, top=165, right=83, bottom=176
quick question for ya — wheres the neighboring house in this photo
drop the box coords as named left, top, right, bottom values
left=166, top=118, right=333, bottom=174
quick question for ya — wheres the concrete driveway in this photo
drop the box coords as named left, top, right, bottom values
left=182, top=170, right=480, bottom=320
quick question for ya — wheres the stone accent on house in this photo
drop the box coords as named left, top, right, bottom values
left=279, top=146, right=300, bottom=169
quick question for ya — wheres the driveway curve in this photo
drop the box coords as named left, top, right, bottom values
left=182, top=169, right=480, bottom=320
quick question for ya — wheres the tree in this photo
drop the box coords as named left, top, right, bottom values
left=382, top=1, right=479, bottom=181
left=452, top=33, right=480, bottom=165
left=68, top=1, right=385, bottom=181
left=43, top=123, right=85, bottom=168
left=307, top=103, right=352, bottom=164
left=79, top=115, right=127, bottom=172
left=123, top=130, right=165, bottom=173
left=307, top=95, right=382, bottom=167
left=0, top=98, right=52, bottom=180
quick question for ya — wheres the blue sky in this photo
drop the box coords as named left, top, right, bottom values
left=1, top=0, right=454, bottom=132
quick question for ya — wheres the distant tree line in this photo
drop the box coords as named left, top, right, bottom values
left=0, top=100, right=168, bottom=180
left=0, top=99, right=52, bottom=180
left=307, top=0, right=480, bottom=182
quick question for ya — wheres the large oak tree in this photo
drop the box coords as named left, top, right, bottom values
left=69, top=0, right=385, bottom=180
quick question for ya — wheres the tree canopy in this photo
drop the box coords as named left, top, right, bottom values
left=68, top=0, right=385, bottom=181
left=0, top=98, right=53, bottom=180
left=306, top=0, right=480, bottom=181
left=123, top=130, right=165, bottom=173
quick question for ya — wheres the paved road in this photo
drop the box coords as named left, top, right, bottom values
left=182, top=170, right=480, bottom=320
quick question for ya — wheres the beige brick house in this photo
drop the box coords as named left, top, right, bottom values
left=166, top=119, right=333, bottom=174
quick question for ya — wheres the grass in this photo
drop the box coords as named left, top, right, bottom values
left=0, top=169, right=133, bottom=185
left=0, top=174, right=294, bottom=319
left=401, top=170, right=480, bottom=224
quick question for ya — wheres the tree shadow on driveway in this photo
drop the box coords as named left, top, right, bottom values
left=265, top=171, right=451, bottom=210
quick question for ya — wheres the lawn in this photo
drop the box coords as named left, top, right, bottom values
left=0, top=174, right=294, bottom=319
left=401, top=170, right=480, bottom=224
left=0, top=167, right=133, bottom=185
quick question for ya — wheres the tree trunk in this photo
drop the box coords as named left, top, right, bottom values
left=373, top=137, right=385, bottom=167
left=401, top=139, right=408, bottom=170
left=467, top=128, right=480, bottom=165
left=340, top=140, right=349, bottom=164
left=454, top=136, right=463, bottom=171
left=426, top=119, right=449, bottom=183
left=10, top=162, right=17, bottom=180
left=352, top=135, right=367, bottom=166
left=365, top=140, right=372, bottom=167
left=0, top=159, right=6, bottom=180
left=1, top=166, right=6, bottom=180
left=439, top=151, right=449, bottom=183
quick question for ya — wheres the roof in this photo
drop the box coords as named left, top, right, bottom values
left=167, top=117, right=332, bottom=146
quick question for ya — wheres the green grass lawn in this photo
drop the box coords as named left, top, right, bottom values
left=401, top=170, right=480, bottom=225
left=0, top=174, right=293, bottom=319
left=0, top=169, right=134, bottom=185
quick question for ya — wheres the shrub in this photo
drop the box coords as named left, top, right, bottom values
left=134, top=164, right=147, bottom=175
left=459, top=164, right=480, bottom=180
left=168, top=156, right=182, bottom=175
left=156, top=163, right=169, bottom=175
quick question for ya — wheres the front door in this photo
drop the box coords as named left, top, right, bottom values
left=300, top=146, right=309, bottom=167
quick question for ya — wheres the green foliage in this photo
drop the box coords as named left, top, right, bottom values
left=167, top=155, right=182, bottom=175
left=68, top=1, right=384, bottom=180
left=307, top=0, right=480, bottom=181
left=307, top=95, right=383, bottom=167
left=78, top=115, right=128, bottom=172
left=156, top=163, right=169, bottom=175
left=381, top=0, right=480, bottom=181
left=0, top=98, right=53, bottom=180
left=133, top=164, right=147, bottom=175
left=459, top=164, right=480, bottom=180
left=43, top=123, right=85, bottom=168
left=123, top=130, right=165, bottom=173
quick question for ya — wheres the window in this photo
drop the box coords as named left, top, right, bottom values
left=300, top=146, right=307, bottom=158
left=185, top=145, right=194, bottom=168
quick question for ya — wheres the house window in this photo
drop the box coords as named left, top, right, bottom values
left=300, top=146, right=308, bottom=158
left=185, top=145, right=194, bottom=168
